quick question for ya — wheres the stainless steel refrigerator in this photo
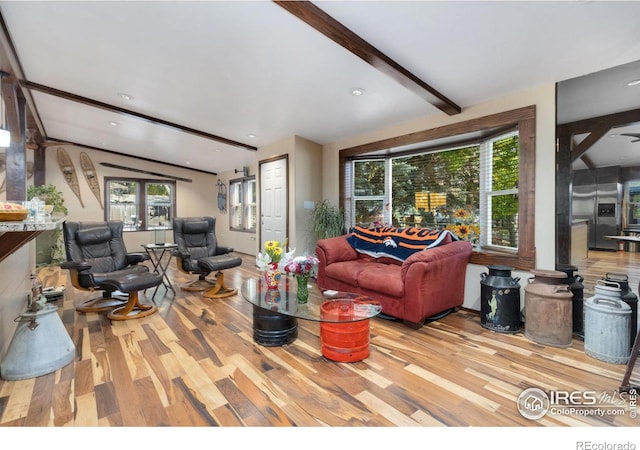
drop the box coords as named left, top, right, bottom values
left=571, top=167, right=621, bottom=250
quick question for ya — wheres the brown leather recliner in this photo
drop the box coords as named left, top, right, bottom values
left=172, top=216, right=242, bottom=298
left=61, top=220, right=162, bottom=320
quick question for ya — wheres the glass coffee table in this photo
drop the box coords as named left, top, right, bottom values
left=241, top=277, right=382, bottom=362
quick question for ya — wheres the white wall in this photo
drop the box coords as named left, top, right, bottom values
left=321, top=83, right=558, bottom=310
left=291, top=136, right=323, bottom=255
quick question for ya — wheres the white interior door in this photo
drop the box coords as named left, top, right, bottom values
left=260, top=156, right=288, bottom=246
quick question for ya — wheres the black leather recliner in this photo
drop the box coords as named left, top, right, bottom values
left=61, top=220, right=162, bottom=320
left=173, top=216, right=242, bottom=298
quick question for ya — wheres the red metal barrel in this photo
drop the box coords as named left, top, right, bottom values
left=320, top=300, right=371, bottom=362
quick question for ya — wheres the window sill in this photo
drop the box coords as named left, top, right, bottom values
left=470, top=247, right=534, bottom=271
left=229, top=228, right=256, bottom=234
left=124, top=227, right=172, bottom=232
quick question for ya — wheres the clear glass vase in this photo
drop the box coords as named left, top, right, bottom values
left=296, top=274, right=310, bottom=304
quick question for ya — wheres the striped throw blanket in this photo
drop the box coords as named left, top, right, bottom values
left=346, top=226, right=458, bottom=262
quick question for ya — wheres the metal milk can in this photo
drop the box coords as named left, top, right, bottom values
left=556, top=264, right=585, bottom=339
left=602, top=273, right=637, bottom=351
left=524, top=269, right=573, bottom=348
left=480, top=265, right=522, bottom=333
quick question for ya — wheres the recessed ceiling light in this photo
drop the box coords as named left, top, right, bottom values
left=350, top=88, right=365, bottom=96
left=118, top=92, right=133, bottom=101
left=247, top=133, right=256, bottom=139
left=108, top=121, right=119, bottom=126
left=627, top=79, right=640, bottom=87
left=185, top=161, right=191, bottom=165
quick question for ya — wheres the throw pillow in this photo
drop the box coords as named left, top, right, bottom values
left=346, top=226, right=458, bottom=262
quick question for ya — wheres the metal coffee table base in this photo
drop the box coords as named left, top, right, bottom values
left=252, top=305, right=298, bottom=347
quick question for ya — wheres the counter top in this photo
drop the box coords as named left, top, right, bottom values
left=0, top=216, right=65, bottom=232
left=604, top=235, right=640, bottom=242
left=0, top=216, right=66, bottom=264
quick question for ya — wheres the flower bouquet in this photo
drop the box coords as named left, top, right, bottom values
left=257, top=239, right=294, bottom=289
left=284, top=254, right=319, bottom=303
left=283, top=254, right=319, bottom=278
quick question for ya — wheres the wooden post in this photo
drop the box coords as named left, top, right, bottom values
left=4, top=80, right=27, bottom=202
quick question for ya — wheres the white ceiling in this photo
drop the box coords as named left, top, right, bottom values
left=1, top=1, right=639, bottom=175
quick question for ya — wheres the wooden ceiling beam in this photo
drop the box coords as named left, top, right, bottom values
left=570, top=136, right=596, bottom=169
left=0, top=13, right=45, bottom=140
left=558, top=108, right=640, bottom=136
left=40, top=138, right=218, bottom=176
left=570, top=125, right=610, bottom=162
left=20, top=80, right=258, bottom=151
left=275, top=1, right=462, bottom=116
left=580, top=153, right=596, bottom=170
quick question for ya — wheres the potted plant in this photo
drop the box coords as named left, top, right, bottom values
left=27, top=184, right=68, bottom=216
left=27, top=184, right=68, bottom=266
left=311, top=199, right=345, bottom=241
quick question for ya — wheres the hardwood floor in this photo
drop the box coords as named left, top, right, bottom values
left=571, top=248, right=640, bottom=298
left=0, top=251, right=638, bottom=436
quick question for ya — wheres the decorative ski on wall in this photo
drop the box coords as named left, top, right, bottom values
left=80, top=152, right=103, bottom=209
left=57, top=147, right=84, bottom=208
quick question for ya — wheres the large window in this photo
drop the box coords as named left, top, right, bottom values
left=346, top=131, right=518, bottom=251
left=339, top=106, right=536, bottom=270
left=482, top=132, right=519, bottom=249
left=352, top=160, right=386, bottom=226
left=105, top=177, right=175, bottom=231
left=391, top=144, right=481, bottom=234
left=229, top=176, right=256, bottom=232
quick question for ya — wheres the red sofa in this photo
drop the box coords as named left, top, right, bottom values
left=315, top=233, right=473, bottom=328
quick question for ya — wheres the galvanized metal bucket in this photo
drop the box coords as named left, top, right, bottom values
left=584, top=283, right=631, bottom=365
